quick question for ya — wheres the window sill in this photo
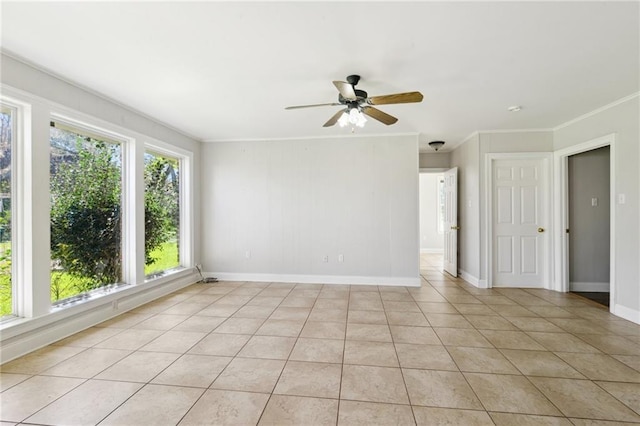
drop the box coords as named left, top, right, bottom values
left=0, top=267, right=197, bottom=340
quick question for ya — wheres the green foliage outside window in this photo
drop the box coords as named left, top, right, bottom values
left=0, top=109, right=13, bottom=316
left=48, top=126, right=181, bottom=304
left=144, top=153, right=180, bottom=275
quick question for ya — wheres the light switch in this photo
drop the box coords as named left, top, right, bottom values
left=591, top=198, right=598, bottom=207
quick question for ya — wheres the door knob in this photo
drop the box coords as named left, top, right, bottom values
left=537, top=227, right=545, bottom=233
left=451, top=226, right=461, bottom=230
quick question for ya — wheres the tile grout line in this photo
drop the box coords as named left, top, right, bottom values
left=335, top=283, right=353, bottom=425
left=389, top=286, right=419, bottom=425
left=254, top=282, right=310, bottom=426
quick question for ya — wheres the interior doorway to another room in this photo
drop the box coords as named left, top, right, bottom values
left=419, top=172, right=445, bottom=272
left=568, top=146, right=611, bottom=307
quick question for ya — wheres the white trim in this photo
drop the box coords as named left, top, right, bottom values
left=458, top=270, right=478, bottom=285
left=0, top=271, right=199, bottom=363
left=449, top=130, right=554, bottom=153
left=0, top=93, right=38, bottom=318
left=458, top=269, right=487, bottom=288
left=553, top=133, right=616, bottom=314
left=208, top=273, right=420, bottom=287
left=448, top=131, right=478, bottom=152
left=143, top=145, right=195, bottom=274
left=485, top=152, right=554, bottom=289
left=613, top=304, right=640, bottom=325
left=478, top=128, right=554, bottom=134
left=0, top=100, right=20, bottom=318
left=569, top=282, right=610, bottom=292
left=204, top=132, right=419, bottom=144
left=554, top=92, right=640, bottom=131
left=420, top=248, right=443, bottom=254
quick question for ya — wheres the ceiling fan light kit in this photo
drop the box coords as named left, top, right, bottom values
left=338, top=108, right=367, bottom=128
left=285, top=74, right=423, bottom=130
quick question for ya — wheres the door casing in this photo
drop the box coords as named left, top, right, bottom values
left=553, top=133, right=616, bottom=311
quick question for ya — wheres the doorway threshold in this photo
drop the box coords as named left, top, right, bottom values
left=571, top=291, right=610, bottom=308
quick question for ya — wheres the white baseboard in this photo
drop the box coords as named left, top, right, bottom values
left=209, top=272, right=421, bottom=287
left=0, top=271, right=199, bottom=364
left=613, top=304, right=640, bottom=325
left=458, top=269, right=488, bottom=288
left=458, top=269, right=478, bottom=286
left=420, top=248, right=444, bottom=254
left=570, top=282, right=610, bottom=292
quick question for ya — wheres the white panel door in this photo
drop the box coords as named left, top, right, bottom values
left=493, top=158, right=547, bottom=287
left=443, top=167, right=458, bottom=277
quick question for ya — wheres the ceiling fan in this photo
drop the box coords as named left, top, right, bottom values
left=285, top=75, right=424, bottom=128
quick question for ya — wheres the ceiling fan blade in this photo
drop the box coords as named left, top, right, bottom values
left=368, top=91, right=424, bottom=105
left=333, top=81, right=357, bottom=100
left=362, top=106, right=398, bottom=125
left=285, top=102, right=342, bottom=110
left=323, top=108, right=347, bottom=127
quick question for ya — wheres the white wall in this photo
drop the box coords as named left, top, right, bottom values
left=555, top=95, right=640, bottom=320
left=200, top=135, right=420, bottom=286
left=419, top=173, right=444, bottom=252
left=419, top=152, right=451, bottom=169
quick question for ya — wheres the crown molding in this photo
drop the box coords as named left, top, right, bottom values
left=554, top=92, right=640, bottom=131
left=478, top=128, right=554, bottom=134
left=204, top=132, right=420, bottom=143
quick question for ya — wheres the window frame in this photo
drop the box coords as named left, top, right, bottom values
left=49, top=115, right=130, bottom=305
left=0, top=102, right=18, bottom=320
left=0, top=85, right=197, bottom=337
left=143, top=141, right=193, bottom=282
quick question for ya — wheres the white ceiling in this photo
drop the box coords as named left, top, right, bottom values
left=2, top=2, right=638, bottom=151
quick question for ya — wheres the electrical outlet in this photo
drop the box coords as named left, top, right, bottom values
left=338, top=254, right=344, bottom=263
left=591, top=197, right=598, bottom=207
left=322, top=255, right=329, bottom=263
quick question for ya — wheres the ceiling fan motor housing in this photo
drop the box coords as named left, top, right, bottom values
left=338, top=89, right=368, bottom=105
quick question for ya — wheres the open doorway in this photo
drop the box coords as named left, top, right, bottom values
left=568, top=146, right=611, bottom=307
left=419, top=172, right=445, bottom=272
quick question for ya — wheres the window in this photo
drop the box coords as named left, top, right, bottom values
left=0, top=105, right=14, bottom=317
left=50, top=121, right=123, bottom=303
left=144, top=150, right=180, bottom=277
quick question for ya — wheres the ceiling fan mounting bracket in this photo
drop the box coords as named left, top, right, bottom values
left=346, top=74, right=361, bottom=86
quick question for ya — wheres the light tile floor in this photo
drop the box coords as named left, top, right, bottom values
left=1, top=254, right=639, bottom=425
